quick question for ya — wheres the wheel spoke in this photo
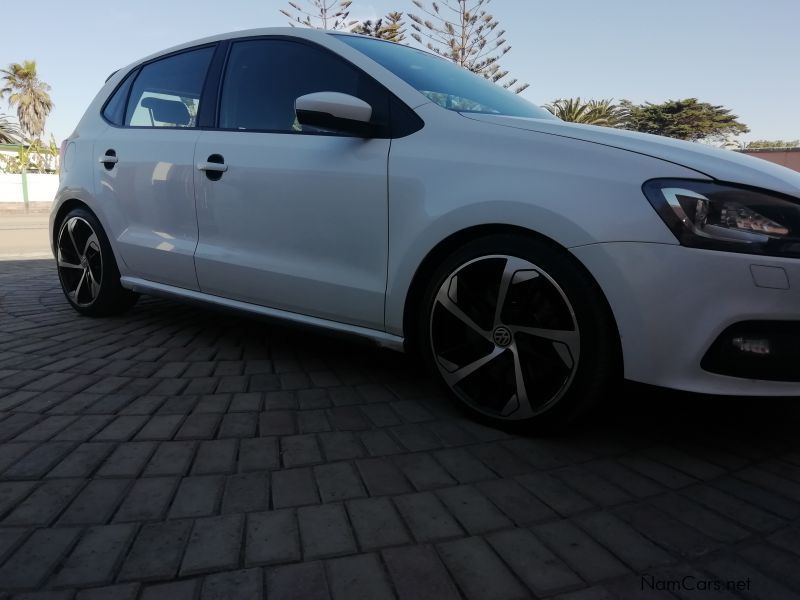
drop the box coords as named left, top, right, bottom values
left=501, top=346, right=534, bottom=418
left=436, top=287, right=492, bottom=342
left=57, top=251, right=82, bottom=270
left=66, top=219, right=81, bottom=259
left=70, top=269, right=87, bottom=302
left=87, top=270, right=101, bottom=300
left=83, top=233, right=100, bottom=258
left=439, top=346, right=505, bottom=387
left=493, top=257, right=533, bottom=327
left=510, top=325, right=579, bottom=362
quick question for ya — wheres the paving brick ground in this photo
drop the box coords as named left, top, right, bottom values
left=0, top=258, right=799, bottom=599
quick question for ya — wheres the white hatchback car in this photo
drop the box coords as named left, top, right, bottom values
left=52, top=28, right=800, bottom=429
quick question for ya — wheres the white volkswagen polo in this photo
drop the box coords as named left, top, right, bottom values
left=51, top=28, right=800, bottom=430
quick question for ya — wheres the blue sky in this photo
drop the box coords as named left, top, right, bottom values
left=3, top=0, right=798, bottom=143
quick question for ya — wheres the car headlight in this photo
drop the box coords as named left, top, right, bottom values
left=643, top=179, right=800, bottom=258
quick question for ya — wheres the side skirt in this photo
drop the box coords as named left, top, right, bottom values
left=120, top=276, right=406, bottom=352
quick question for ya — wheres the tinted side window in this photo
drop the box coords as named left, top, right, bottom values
left=102, top=71, right=136, bottom=126
left=125, top=47, right=214, bottom=128
left=218, top=39, right=390, bottom=134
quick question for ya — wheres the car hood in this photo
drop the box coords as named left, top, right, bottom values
left=461, top=113, right=800, bottom=198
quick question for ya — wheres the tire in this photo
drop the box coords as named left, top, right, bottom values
left=417, top=233, right=620, bottom=433
left=54, top=207, right=139, bottom=317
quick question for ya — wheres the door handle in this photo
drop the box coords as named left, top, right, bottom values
left=197, top=154, right=227, bottom=181
left=197, top=162, right=228, bottom=173
left=99, top=150, right=118, bottom=170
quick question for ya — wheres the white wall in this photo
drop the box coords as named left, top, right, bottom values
left=0, top=173, right=59, bottom=204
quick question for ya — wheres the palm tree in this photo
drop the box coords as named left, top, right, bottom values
left=0, top=114, right=21, bottom=144
left=545, top=98, right=622, bottom=127
left=0, top=60, right=54, bottom=140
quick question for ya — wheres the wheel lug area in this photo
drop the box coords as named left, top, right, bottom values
left=492, top=326, right=512, bottom=347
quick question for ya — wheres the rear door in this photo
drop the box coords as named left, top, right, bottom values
left=193, top=38, right=393, bottom=329
left=94, top=46, right=215, bottom=290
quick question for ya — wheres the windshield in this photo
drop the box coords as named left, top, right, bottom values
left=335, top=34, right=555, bottom=120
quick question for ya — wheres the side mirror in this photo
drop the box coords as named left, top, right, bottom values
left=295, top=92, right=375, bottom=137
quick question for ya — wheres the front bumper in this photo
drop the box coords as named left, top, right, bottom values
left=571, top=241, right=800, bottom=396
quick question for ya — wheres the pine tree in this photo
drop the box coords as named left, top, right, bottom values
left=280, top=0, right=355, bottom=30
left=351, top=12, right=407, bottom=42
left=408, top=0, right=528, bottom=93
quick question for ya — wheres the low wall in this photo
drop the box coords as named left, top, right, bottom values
left=738, top=149, right=800, bottom=172
left=0, top=173, right=59, bottom=204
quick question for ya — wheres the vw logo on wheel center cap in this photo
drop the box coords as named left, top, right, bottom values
left=493, top=326, right=512, bottom=347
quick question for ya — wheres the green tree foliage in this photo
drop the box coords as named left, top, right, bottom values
left=408, top=0, right=528, bottom=93
left=0, top=60, right=53, bottom=140
left=545, top=98, right=622, bottom=127
left=351, top=11, right=406, bottom=42
left=0, top=114, right=21, bottom=144
left=0, top=135, right=59, bottom=174
left=280, top=0, right=355, bottom=30
left=746, top=139, right=800, bottom=149
left=618, top=98, right=749, bottom=142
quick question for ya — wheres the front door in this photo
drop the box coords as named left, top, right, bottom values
left=95, top=46, right=215, bottom=290
left=193, top=39, right=391, bottom=329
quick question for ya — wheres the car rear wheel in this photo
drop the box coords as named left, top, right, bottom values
left=418, top=234, right=620, bottom=432
left=56, top=208, right=138, bottom=316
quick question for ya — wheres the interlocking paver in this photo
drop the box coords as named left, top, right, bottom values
left=272, top=467, right=319, bottom=508
left=266, top=561, right=330, bottom=600
left=0, top=480, right=36, bottom=516
left=1, top=441, right=74, bottom=479
left=314, top=462, right=366, bottom=502
left=382, top=545, right=460, bottom=600
left=238, top=436, right=280, bottom=472
left=487, top=528, right=582, bottom=597
left=54, top=523, right=137, bottom=587
left=97, top=441, right=157, bottom=478
left=437, top=536, right=529, bottom=600
left=113, top=476, right=178, bottom=522
left=169, top=475, right=224, bottom=519
left=200, top=568, right=263, bottom=600
left=393, top=492, right=463, bottom=542
left=245, top=509, right=300, bottom=566
left=119, top=519, right=193, bottom=581
left=298, top=503, right=356, bottom=559
left=59, top=478, right=131, bottom=525
left=3, top=478, right=83, bottom=526
left=325, top=553, right=394, bottom=600
left=46, top=442, right=114, bottom=478
left=140, top=579, right=199, bottom=600
left=221, top=471, right=269, bottom=513
left=180, top=514, right=244, bottom=576
left=142, top=441, right=195, bottom=477
left=356, top=457, right=412, bottom=496
left=436, top=484, right=513, bottom=534
left=191, top=439, right=238, bottom=474
left=75, top=583, right=140, bottom=600
left=0, top=260, right=798, bottom=597
left=318, top=431, right=364, bottom=461
left=0, top=527, right=81, bottom=590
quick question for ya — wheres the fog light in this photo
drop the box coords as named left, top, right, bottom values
left=732, top=337, right=771, bottom=355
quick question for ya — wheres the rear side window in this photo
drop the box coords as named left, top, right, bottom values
left=125, top=47, right=214, bottom=128
left=102, top=71, right=136, bottom=126
left=218, top=39, right=390, bottom=134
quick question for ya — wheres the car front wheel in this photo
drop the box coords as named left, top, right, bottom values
left=55, top=207, right=138, bottom=316
left=419, top=234, right=620, bottom=432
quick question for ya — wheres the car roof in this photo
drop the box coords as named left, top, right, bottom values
left=129, top=28, right=337, bottom=68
